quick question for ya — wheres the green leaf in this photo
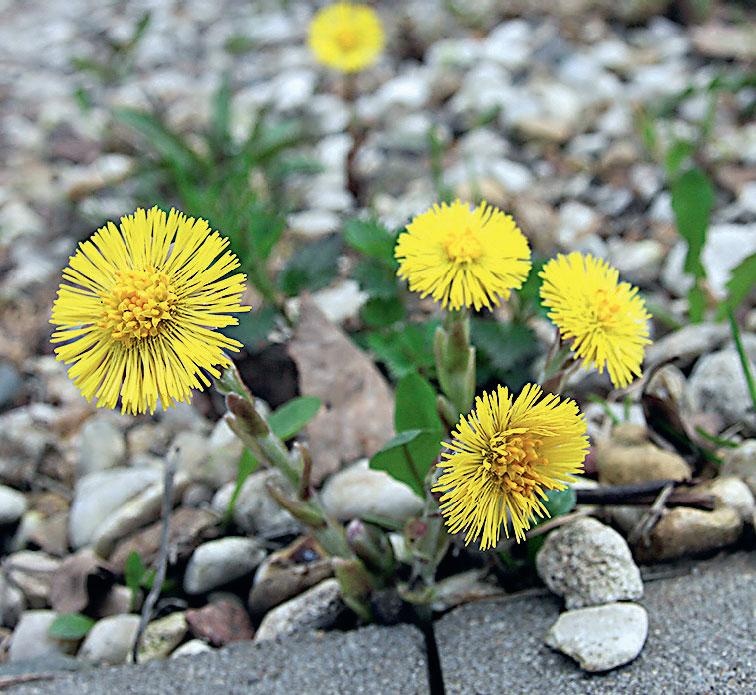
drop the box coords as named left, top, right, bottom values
left=225, top=448, right=259, bottom=523
left=664, top=139, right=695, bottom=180
left=248, top=209, right=285, bottom=262
left=124, top=551, right=146, bottom=596
left=268, top=396, right=322, bottom=441
left=370, top=429, right=443, bottom=497
left=344, top=218, right=396, bottom=262
left=671, top=167, right=714, bottom=279
left=687, top=283, right=706, bottom=324
left=394, top=372, right=442, bottom=432
left=516, top=258, right=546, bottom=315
left=209, top=73, right=232, bottom=156
left=716, top=252, right=756, bottom=319
left=541, top=486, right=577, bottom=519
left=224, top=305, right=279, bottom=350
left=360, top=297, right=405, bottom=328
left=278, top=235, right=342, bottom=296
left=365, top=321, right=438, bottom=380
left=48, top=613, right=95, bottom=641
left=353, top=260, right=400, bottom=300
left=471, top=319, right=538, bottom=374
left=113, top=107, right=206, bottom=175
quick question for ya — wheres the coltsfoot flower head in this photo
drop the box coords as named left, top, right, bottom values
left=395, top=200, right=531, bottom=311
left=539, top=252, right=651, bottom=389
left=433, top=384, right=588, bottom=549
left=50, top=207, right=250, bottom=414
left=308, top=2, right=385, bottom=73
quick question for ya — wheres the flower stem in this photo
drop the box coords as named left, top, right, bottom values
left=434, top=309, right=476, bottom=416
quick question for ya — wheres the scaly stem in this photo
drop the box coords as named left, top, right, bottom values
left=434, top=309, right=476, bottom=416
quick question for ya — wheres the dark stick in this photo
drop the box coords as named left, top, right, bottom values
left=131, top=450, right=177, bottom=663
left=575, top=480, right=715, bottom=510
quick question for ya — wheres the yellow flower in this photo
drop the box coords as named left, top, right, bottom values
left=395, top=200, right=531, bottom=311
left=308, top=2, right=385, bottom=73
left=50, top=207, right=250, bottom=415
left=433, top=384, right=588, bottom=549
left=539, top=252, right=651, bottom=389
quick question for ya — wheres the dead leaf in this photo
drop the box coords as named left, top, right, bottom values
left=288, top=297, right=394, bottom=484
left=49, top=549, right=115, bottom=614
left=109, top=507, right=219, bottom=573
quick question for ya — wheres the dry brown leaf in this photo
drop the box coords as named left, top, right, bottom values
left=49, top=549, right=115, bottom=614
left=288, top=297, right=394, bottom=484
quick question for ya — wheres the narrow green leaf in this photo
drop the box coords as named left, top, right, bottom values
left=48, top=613, right=95, bottom=641
left=209, top=73, right=232, bottom=156
left=671, top=167, right=714, bottom=279
left=113, top=107, right=206, bottom=174
left=716, top=252, right=756, bottom=319
left=687, top=283, right=706, bottom=323
left=369, top=429, right=443, bottom=497
left=225, top=448, right=259, bottom=523
left=394, top=372, right=442, bottom=432
left=268, top=396, right=322, bottom=441
left=124, top=551, right=146, bottom=595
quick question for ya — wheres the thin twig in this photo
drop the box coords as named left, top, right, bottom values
left=628, top=482, right=674, bottom=546
left=525, top=508, right=593, bottom=539
left=131, top=449, right=177, bottom=664
left=728, top=309, right=756, bottom=414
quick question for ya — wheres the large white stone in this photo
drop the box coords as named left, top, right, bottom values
left=545, top=602, right=648, bottom=672
left=321, top=460, right=423, bottom=524
left=8, top=610, right=77, bottom=661
left=69, top=468, right=161, bottom=548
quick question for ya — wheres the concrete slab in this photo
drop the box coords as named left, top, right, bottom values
left=5, top=623, right=430, bottom=695
left=435, top=552, right=755, bottom=694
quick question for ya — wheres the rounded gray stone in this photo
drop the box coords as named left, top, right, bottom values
left=183, top=537, right=267, bottom=595
left=536, top=517, right=643, bottom=609
left=0, top=484, right=27, bottom=524
left=78, top=614, right=140, bottom=665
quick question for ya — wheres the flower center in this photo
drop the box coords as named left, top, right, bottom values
left=592, top=288, right=621, bottom=328
left=443, top=229, right=483, bottom=264
left=335, top=27, right=360, bottom=52
left=99, top=267, right=177, bottom=343
left=482, top=432, right=547, bottom=496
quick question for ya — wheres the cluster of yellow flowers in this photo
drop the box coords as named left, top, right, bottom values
left=50, top=2, right=653, bottom=553
left=394, top=199, right=651, bottom=546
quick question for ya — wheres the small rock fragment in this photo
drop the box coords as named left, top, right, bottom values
left=0, top=484, right=27, bottom=525
left=137, top=611, right=188, bottom=662
left=186, top=599, right=254, bottom=646
left=78, top=614, right=140, bottom=665
left=634, top=506, right=743, bottom=562
left=536, top=517, right=643, bottom=609
left=5, top=550, right=61, bottom=608
left=595, top=439, right=691, bottom=486
left=254, top=578, right=344, bottom=642
left=545, top=602, right=648, bottom=672
left=183, top=537, right=266, bottom=595
left=720, top=440, right=756, bottom=496
left=170, top=638, right=213, bottom=658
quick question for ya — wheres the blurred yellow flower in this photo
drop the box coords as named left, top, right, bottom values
left=308, top=2, right=385, bottom=73
left=395, top=200, right=531, bottom=311
left=50, top=207, right=250, bottom=414
left=433, top=384, right=588, bottom=548
left=540, top=252, right=651, bottom=389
